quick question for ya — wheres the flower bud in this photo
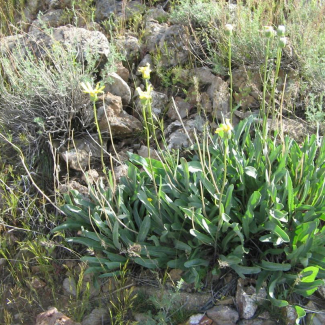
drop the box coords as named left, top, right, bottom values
left=278, top=37, right=287, bottom=48
left=277, top=25, right=286, bottom=37
left=263, top=26, right=275, bottom=38
left=225, top=24, right=233, bottom=36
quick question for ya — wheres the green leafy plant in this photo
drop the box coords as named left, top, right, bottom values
left=54, top=115, right=325, bottom=307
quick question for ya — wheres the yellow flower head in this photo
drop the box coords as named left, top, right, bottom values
left=138, top=63, right=152, bottom=80
left=81, top=81, right=105, bottom=101
left=215, top=119, right=233, bottom=138
left=137, top=84, right=153, bottom=102
left=147, top=198, right=153, bottom=202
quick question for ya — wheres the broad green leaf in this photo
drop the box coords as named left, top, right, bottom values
left=137, top=215, right=151, bottom=242
left=245, top=166, right=258, bottom=179
left=294, top=306, right=306, bottom=324
left=261, top=260, right=291, bottom=271
left=231, top=264, right=261, bottom=278
left=286, top=171, right=294, bottom=214
left=134, top=257, right=159, bottom=269
left=224, top=184, right=234, bottom=215
left=66, top=237, right=102, bottom=250
left=265, top=222, right=290, bottom=243
left=190, top=229, right=214, bottom=245
left=184, top=258, right=209, bottom=268
left=268, top=272, right=289, bottom=307
left=113, top=221, right=121, bottom=250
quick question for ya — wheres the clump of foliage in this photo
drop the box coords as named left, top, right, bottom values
left=54, top=116, right=325, bottom=307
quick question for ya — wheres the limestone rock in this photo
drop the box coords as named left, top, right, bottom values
left=232, top=66, right=261, bottom=109
left=29, top=9, right=69, bottom=32
left=158, top=24, right=191, bottom=68
left=167, top=96, right=192, bottom=120
left=97, top=93, right=142, bottom=137
left=236, top=278, right=267, bottom=320
left=207, top=76, right=230, bottom=120
left=63, top=277, right=77, bottom=296
left=237, top=320, right=277, bottom=325
left=35, top=307, right=81, bottom=325
left=206, top=305, right=239, bottom=325
left=1, top=26, right=110, bottom=65
left=45, top=0, right=72, bottom=9
left=137, top=145, right=160, bottom=160
left=82, top=308, right=109, bottom=325
left=143, top=21, right=168, bottom=53
left=104, top=72, right=131, bottom=104
left=95, top=0, right=145, bottom=21
left=60, top=149, right=90, bottom=171
left=58, top=180, right=89, bottom=196
left=116, top=35, right=141, bottom=61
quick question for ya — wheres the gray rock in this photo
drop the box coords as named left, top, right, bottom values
left=206, top=305, right=239, bottom=325
left=150, top=90, right=169, bottom=116
left=306, top=301, right=325, bottom=325
left=58, top=180, right=89, bottom=196
left=192, top=67, right=216, bottom=85
left=35, top=307, right=81, bottom=325
left=45, top=0, right=72, bottom=9
left=137, top=145, right=160, bottom=160
left=113, top=164, right=129, bottom=182
left=207, top=76, right=230, bottom=120
left=167, top=96, right=192, bottom=120
left=63, top=277, right=77, bottom=296
left=282, top=305, right=298, bottom=325
left=104, top=72, right=131, bottom=104
left=24, top=0, right=44, bottom=22
left=143, top=21, right=168, bottom=53
left=232, top=66, right=261, bottom=109
left=115, top=35, right=140, bottom=61
left=236, top=278, right=267, bottom=320
left=158, top=24, right=191, bottom=68
left=82, top=308, right=109, bottom=325
left=95, top=0, right=145, bottom=21
left=237, top=319, right=277, bottom=325
left=97, top=92, right=142, bottom=137
left=145, top=7, right=169, bottom=22
left=29, top=9, right=69, bottom=32
left=60, top=149, right=90, bottom=171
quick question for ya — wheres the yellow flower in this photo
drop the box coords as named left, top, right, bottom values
left=215, top=119, right=233, bottom=137
left=138, top=63, right=152, bottom=80
left=147, top=198, right=153, bottom=202
left=81, top=81, right=105, bottom=101
left=137, top=84, right=153, bottom=102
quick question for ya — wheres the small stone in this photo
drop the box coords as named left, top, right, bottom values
left=137, top=145, right=160, bottom=160
left=63, top=277, right=77, bottom=297
left=35, top=307, right=81, bottom=325
left=60, top=149, right=90, bottom=171
left=167, top=97, right=192, bottom=121
left=206, top=305, right=239, bottom=325
left=30, top=277, right=47, bottom=289
left=104, top=72, right=131, bottom=104
left=82, top=308, right=109, bottom=325
left=236, top=278, right=267, bottom=320
left=169, top=269, right=183, bottom=282
left=82, top=169, right=99, bottom=184
left=282, top=305, right=298, bottom=325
